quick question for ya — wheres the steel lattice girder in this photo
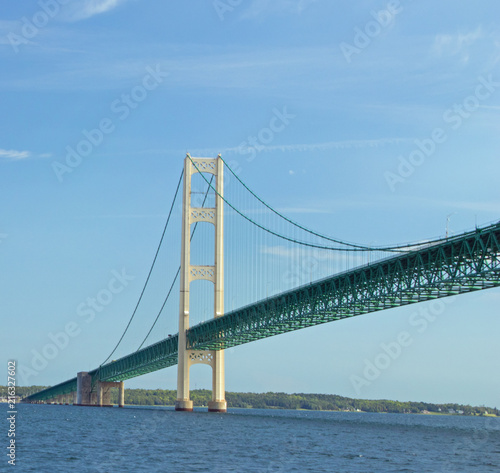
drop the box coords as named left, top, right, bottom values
left=24, top=336, right=179, bottom=402
left=24, top=378, right=77, bottom=402
left=24, top=222, right=500, bottom=402
left=93, top=335, right=179, bottom=383
left=187, top=221, right=500, bottom=351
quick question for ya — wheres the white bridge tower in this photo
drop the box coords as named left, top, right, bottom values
left=175, top=154, right=226, bottom=412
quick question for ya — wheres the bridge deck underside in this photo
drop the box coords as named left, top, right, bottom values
left=187, top=223, right=500, bottom=350
left=26, top=337, right=179, bottom=401
left=25, top=222, right=500, bottom=402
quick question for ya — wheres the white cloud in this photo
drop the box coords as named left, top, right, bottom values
left=261, top=245, right=331, bottom=259
left=234, top=137, right=411, bottom=154
left=0, top=149, right=31, bottom=160
left=0, top=149, right=52, bottom=161
left=411, top=196, right=500, bottom=215
left=149, top=137, right=410, bottom=160
left=241, top=0, right=319, bottom=20
left=432, top=28, right=483, bottom=64
left=275, top=207, right=328, bottom=215
left=446, top=201, right=500, bottom=214
left=61, top=0, right=127, bottom=22
left=259, top=245, right=365, bottom=276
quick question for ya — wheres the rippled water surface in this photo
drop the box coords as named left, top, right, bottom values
left=12, top=404, right=500, bottom=472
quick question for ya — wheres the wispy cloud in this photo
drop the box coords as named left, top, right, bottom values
left=275, top=207, right=329, bottom=215
left=432, top=28, right=483, bottom=65
left=61, top=0, right=127, bottom=22
left=0, top=149, right=52, bottom=161
left=261, top=245, right=340, bottom=260
left=241, top=0, right=319, bottom=20
left=179, top=138, right=411, bottom=158
left=411, top=196, right=500, bottom=214
left=442, top=200, right=500, bottom=214
left=0, top=149, right=31, bottom=160
left=74, top=214, right=169, bottom=219
left=237, top=138, right=412, bottom=154
left=260, top=245, right=365, bottom=269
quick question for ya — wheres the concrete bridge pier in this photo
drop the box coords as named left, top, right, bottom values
left=76, top=371, right=92, bottom=406
left=76, top=372, right=124, bottom=407
left=96, top=382, right=112, bottom=407
left=97, top=381, right=123, bottom=407
left=118, top=381, right=125, bottom=407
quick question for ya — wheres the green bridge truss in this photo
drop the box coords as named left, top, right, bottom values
left=187, top=221, right=500, bottom=350
left=24, top=336, right=179, bottom=402
left=25, top=221, right=500, bottom=402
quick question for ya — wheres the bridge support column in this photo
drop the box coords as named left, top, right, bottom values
left=96, top=381, right=121, bottom=407
left=76, top=371, right=92, bottom=406
left=208, top=350, right=226, bottom=412
left=97, top=384, right=103, bottom=406
left=119, top=381, right=125, bottom=408
left=175, top=154, right=227, bottom=413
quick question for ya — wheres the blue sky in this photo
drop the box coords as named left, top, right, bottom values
left=1, top=0, right=499, bottom=408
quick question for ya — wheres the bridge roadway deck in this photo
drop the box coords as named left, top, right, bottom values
left=25, top=221, right=500, bottom=402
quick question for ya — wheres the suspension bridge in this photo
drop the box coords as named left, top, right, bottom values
left=24, top=154, right=500, bottom=411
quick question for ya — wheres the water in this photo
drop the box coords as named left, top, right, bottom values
left=9, top=404, right=500, bottom=472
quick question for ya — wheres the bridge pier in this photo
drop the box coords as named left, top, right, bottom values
left=118, top=381, right=125, bottom=408
left=208, top=350, right=226, bottom=413
left=97, top=381, right=122, bottom=407
left=76, top=372, right=124, bottom=407
left=97, top=382, right=112, bottom=407
left=175, top=154, right=227, bottom=413
left=76, top=371, right=92, bottom=406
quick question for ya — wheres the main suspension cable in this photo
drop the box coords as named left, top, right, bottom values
left=188, top=156, right=415, bottom=252
left=135, top=174, right=215, bottom=351
left=101, top=168, right=185, bottom=366
left=219, top=156, right=448, bottom=252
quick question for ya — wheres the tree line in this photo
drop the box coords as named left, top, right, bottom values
left=6, top=386, right=496, bottom=416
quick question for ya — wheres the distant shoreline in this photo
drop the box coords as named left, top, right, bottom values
left=8, top=386, right=498, bottom=417
left=115, top=404, right=498, bottom=417
left=12, top=401, right=498, bottom=417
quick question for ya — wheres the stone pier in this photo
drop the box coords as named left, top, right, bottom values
left=75, top=372, right=124, bottom=407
